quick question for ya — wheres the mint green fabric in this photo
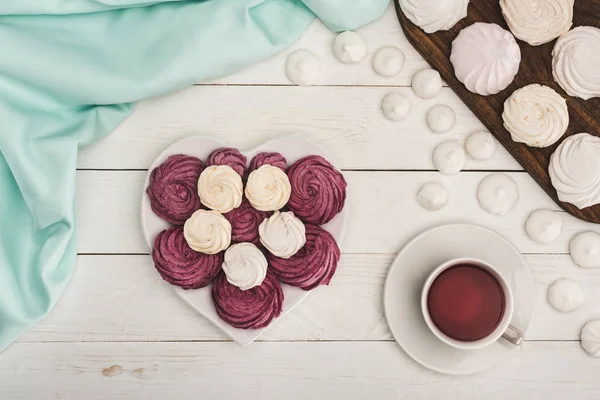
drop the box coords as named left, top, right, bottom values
left=0, top=0, right=388, bottom=351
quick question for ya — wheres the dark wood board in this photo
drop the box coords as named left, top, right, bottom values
left=394, top=0, right=600, bottom=224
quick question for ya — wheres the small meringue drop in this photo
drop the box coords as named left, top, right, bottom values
left=547, top=278, right=583, bottom=313
left=581, top=320, right=600, bottom=357
left=477, top=173, right=519, bottom=216
left=382, top=92, right=411, bottom=121
left=417, top=182, right=449, bottom=211
left=433, top=141, right=465, bottom=175
left=286, top=49, right=320, bottom=86
left=333, top=31, right=367, bottom=63
left=525, top=209, right=562, bottom=244
left=373, top=46, right=405, bottom=77
left=570, top=231, right=600, bottom=269
left=451, top=23, right=521, bottom=96
left=501, top=0, right=573, bottom=46
left=399, top=0, right=470, bottom=34
left=427, top=105, right=456, bottom=133
left=465, top=131, right=496, bottom=160
left=412, top=69, right=443, bottom=99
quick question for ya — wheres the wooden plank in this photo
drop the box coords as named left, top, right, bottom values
left=203, top=5, right=431, bottom=87
left=19, top=254, right=600, bottom=342
left=76, top=170, right=593, bottom=255
left=395, top=0, right=600, bottom=224
left=2, top=341, right=598, bottom=399
left=77, top=85, right=521, bottom=171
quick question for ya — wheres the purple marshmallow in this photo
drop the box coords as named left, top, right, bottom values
left=287, top=155, right=347, bottom=225
left=268, top=224, right=340, bottom=291
left=211, top=270, right=283, bottom=329
left=147, top=154, right=204, bottom=225
left=152, top=226, right=222, bottom=289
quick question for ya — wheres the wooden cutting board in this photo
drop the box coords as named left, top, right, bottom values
left=394, top=0, right=600, bottom=224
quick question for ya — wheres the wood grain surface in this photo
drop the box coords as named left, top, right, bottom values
left=19, top=254, right=600, bottom=342
left=394, top=0, right=600, bottom=224
left=3, top=341, right=600, bottom=400
left=5, top=7, right=600, bottom=398
left=74, top=171, right=593, bottom=255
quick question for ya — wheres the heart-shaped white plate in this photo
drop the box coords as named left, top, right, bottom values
left=141, top=135, right=348, bottom=346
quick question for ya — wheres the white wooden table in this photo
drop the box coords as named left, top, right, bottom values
left=3, top=6, right=599, bottom=399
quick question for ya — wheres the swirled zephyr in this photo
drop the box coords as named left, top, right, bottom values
left=211, top=270, right=283, bottom=329
left=287, top=155, right=347, bottom=225
left=399, top=0, right=469, bottom=34
left=450, top=23, right=521, bottom=96
left=268, top=224, right=340, bottom=291
left=500, top=0, right=573, bottom=46
left=152, top=226, right=222, bottom=289
left=249, top=152, right=287, bottom=171
left=549, top=133, right=600, bottom=209
left=223, top=198, right=270, bottom=246
left=552, top=26, right=600, bottom=100
left=503, top=84, right=568, bottom=148
left=197, top=166, right=243, bottom=214
left=207, top=148, right=247, bottom=177
left=146, top=154, right=204, bottom=225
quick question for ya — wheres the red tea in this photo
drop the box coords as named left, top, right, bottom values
left=427, top=264, right=505, bottom=342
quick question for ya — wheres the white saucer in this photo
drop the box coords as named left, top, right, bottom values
left=383, top=224, right=535, bottom=375
left=141, top=135, right=348, bottom=346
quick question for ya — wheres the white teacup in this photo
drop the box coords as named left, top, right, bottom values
left=421, top=258, right=523, bottom=350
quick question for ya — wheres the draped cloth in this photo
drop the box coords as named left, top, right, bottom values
left=0, top=0, right=389, bottom=351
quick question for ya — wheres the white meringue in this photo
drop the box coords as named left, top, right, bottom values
left=333, top=31, right=367, bottom=63
left=286, top=49, right=320, bottom=86
left=373, top=46, right=405, bottom=77
left=183, top=210, right=232, bottom=254
left=433, top=141, right=465, bottom=175
left=547, top=279, right=583, bottom=313
left=552, top=26, right=600, bottom=100
left=412, top=69, right=443, bottom=99
left=451, top=23, right=521, bottom=96
left=503, top=84, right=568, bottom=148
left=525, top=209, right=562, bottom=244
left=259, top=211, right=306, bottom=259
left=465, top=131, right=496, bottom=160
left=417, top=182, right=449, bottom=211
left=382, top=92, right=411, bottom=121
left=549, top=133, right=600, bottom=209
left=477, top=173, right=519, bottom=216
left=222, top=243, right=268, bottom=291
left=570, top=231, right=600, bottom=269
left=399, top=0, right=469, bottom=34
left=197, top=165, right=243, bottom=213
left=245, top=165, right=291, bottom=211
left=427, top=105, right=456, bottom=133
left=500, top=0, right=573, bottom=46
left=581, top=320, right=600, bottom=357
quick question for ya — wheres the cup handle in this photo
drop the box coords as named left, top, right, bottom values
left=502, top=324, right=524, bottom=346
